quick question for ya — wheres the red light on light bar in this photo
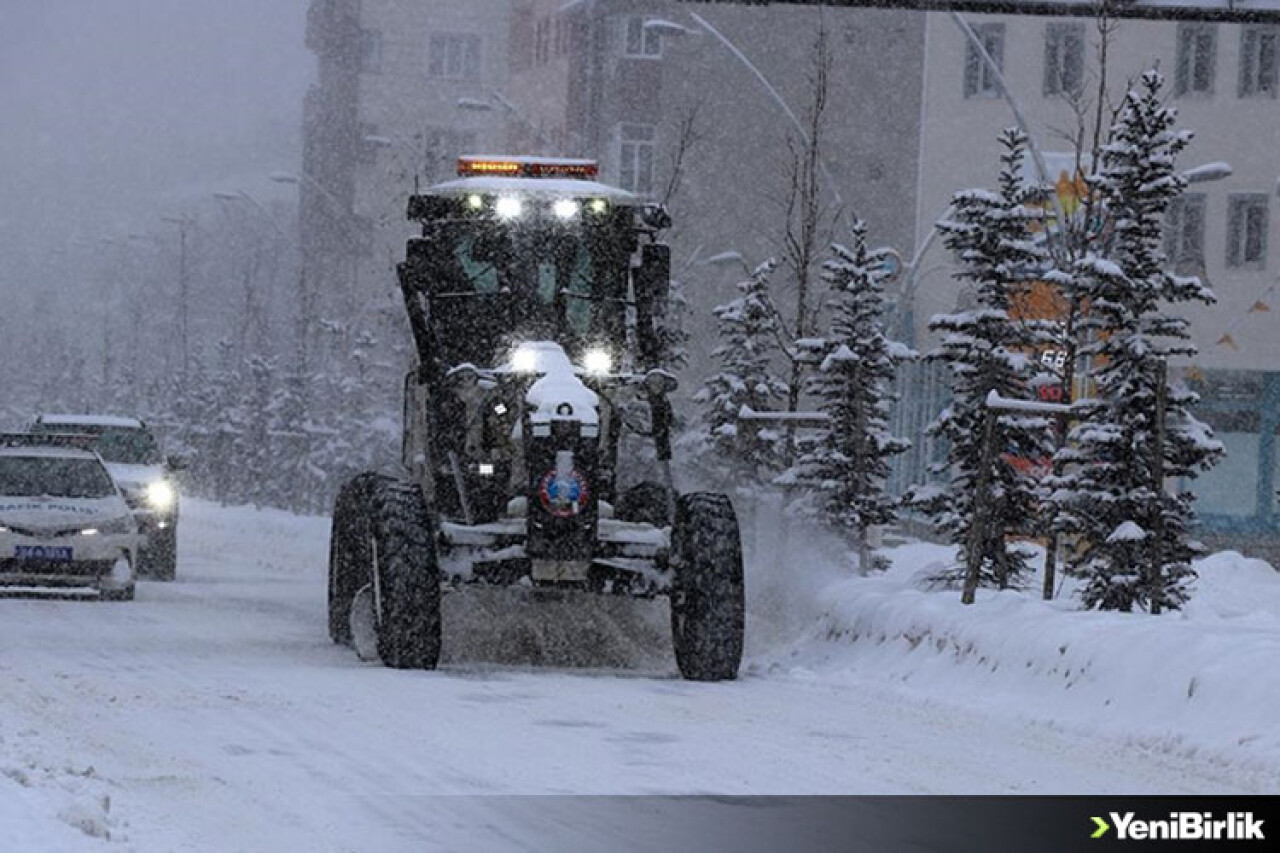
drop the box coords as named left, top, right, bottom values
left=457, top=157, right=598, bottom=180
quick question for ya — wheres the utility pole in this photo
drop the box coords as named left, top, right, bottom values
left=162, top=215, right=192, bottom=378
left=962, top=405, right=998, bottom=605
left=971, top=391, right=1074, bottom=605
left=1149, top=357, right=1168, bottom=615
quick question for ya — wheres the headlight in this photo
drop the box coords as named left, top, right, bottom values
left=495, top=196, right=523, bottom=219
left=510, top=345, right=539, bottom=373
left=582, top=348, right=613, bottom=375
left=552, top=198, right=580, bottom=220
left=146, top=480, right=176, bottom=511
left=84, top=517, right=134, bottom=536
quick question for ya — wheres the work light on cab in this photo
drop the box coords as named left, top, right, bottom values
left=495, top=196, right=523, bottom=219
left=553, top=198, right=580, bottom=220
left=582, top=348, right=612, bottom=376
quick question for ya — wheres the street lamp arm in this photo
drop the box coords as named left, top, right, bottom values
left=271, top=170, right=346, bottom=219
left=488, top=90, right=555, bottom=149
left=949, top=12, right=1069, bottom=260
left=215, top=190, right=289, bottom=242
left=272, top=170, right=364, bottom=246
left=686, top=11, right=844, bottom=213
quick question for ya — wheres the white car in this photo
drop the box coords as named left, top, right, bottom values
left=32, top=414, right=181, bottom=580
left=0, top=435, right=139, bottom=600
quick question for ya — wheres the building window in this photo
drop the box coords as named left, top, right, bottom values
left=1164, top=193, right=1207, bottom=270
left=428, top=33, right=481, bottom=80
left=1043, top=22, right=1084, bottom=96
left=623, top=16, right=661, bottom=58
left=535, top=18, right=551, bottom=65
left=1175, top=23, right=1217, bottom=96
left=618, top=123, right=656, bottom=195
left=1186, top=370, right=1272, bottom=525
left=555, top=17, right=570, bottom=57
left=359, top=29, right=382, bottom=74
left=1227, top=194, right=1269, bottom=269
left=963, top=23, right=1005, bottom=99
left=1240, top=26, right=1279, bottom=98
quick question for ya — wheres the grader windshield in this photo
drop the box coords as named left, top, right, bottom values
left=404, top=158, right=637, bottom=371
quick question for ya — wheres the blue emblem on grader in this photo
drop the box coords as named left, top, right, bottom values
left=538, top=468, right=588, bottom=517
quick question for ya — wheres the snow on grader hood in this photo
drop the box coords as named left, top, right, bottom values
left=325, top=156, right=746, bottom=681
left=505, top=342, right=600, bottom=428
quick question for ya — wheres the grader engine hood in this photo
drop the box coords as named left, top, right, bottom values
left=519, top=344, right=599, bottom=432
left=507, top=343, right=602, bottom=565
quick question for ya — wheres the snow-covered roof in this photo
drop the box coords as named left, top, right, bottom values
left=425, top=175, right=636, bottom=204
left=0, top=445, right=97, bottom=460
left=36, top=414, right=145, bottom=429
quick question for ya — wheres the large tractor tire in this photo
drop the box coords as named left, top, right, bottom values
left=367, top=478, right=442, bottom=670
left=669, top=492, right=745, bottom=682
left=328, top=473, right=387, bottom=645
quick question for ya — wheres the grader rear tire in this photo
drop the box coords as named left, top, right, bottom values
left=367, top=478, right=442, bottom=670
left=328, top=473, right=387, bottom=645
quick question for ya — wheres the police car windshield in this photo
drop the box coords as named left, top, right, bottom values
left=0, top=456, right=116, bottom=499
left=91, top=429, right=162, bottom=465
left=34, top=426, right=161, bottom=465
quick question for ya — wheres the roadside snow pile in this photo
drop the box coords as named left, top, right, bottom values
left=758, top=542, right=1280, bottom=769
left=0, top=761, right=123, bottom=851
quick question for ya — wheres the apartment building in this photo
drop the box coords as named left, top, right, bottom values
left=910, top=11, right=1280, bottom=543
left=303, top=0, right=512, bottom=373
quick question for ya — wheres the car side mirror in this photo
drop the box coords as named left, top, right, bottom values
left=166, top=453, right=192, bottom=471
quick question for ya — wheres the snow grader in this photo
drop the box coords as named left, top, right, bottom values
left=327, top=156, right=744, bottom=680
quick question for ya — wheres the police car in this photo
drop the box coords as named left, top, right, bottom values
left=0, top=434, right=138, bottom=600
left=31, top=414, right=181, bottom=580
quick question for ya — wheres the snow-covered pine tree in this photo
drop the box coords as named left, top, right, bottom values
left=788, top=220, right=914, bottom=573
left=694, top=258, right=789, bottom=485
left=1046, top=69, right=1221, bottom=613
left=911, top=127, right=1055, bottom=590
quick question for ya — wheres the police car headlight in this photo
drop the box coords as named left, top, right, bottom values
left=85, top=517, right=134, bottom=536
left=582, top=348, right=613, bottom=376
left=146, top=480, right=176, bottom=511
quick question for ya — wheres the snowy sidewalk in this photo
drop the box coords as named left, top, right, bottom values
left=757, top=541, right=1280, bottom=781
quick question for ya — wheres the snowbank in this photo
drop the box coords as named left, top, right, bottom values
left=759, top=542, right=1280, bottom=772
left=0, top=762, right=122, bottom=851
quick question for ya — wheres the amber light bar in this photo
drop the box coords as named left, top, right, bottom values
left=457, top=157, right=599, bottom=180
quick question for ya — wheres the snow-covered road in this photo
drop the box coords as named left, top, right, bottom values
left=0, top=500, right=1272, bottom=852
